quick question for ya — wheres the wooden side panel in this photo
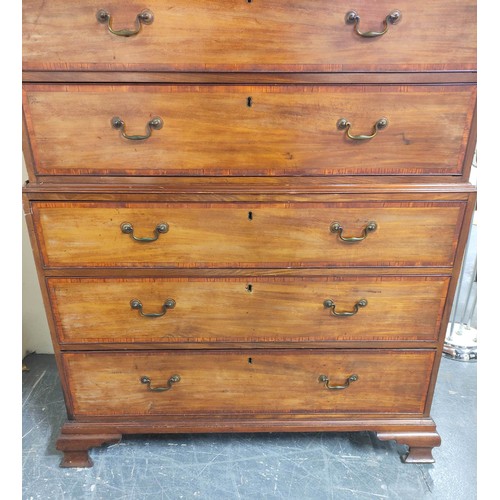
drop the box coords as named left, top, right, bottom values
left=62, top=350, right=435, bottom=416
left=23, top=84, right=476, bottom=177
left=32, top=201, right=466, bottom=268
left=22, top=0, right=476, bottom=72
left=48, top=276, right=450, bottom=344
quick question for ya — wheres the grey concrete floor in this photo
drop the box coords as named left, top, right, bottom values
left=22, top=353, right=476, bottom=500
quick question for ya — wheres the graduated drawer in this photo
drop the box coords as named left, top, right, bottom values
left=49, top=276, right=450, bottom=345
left=62, top=350, right=435, bottom=417
left=23, top=0, right=476, bottom=72
left=32, top=201, right=465, bottom=268
left=23, top=84, right=476, bottom=177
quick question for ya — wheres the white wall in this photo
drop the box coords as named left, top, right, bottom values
left=22, top=159, right=53, bottom=356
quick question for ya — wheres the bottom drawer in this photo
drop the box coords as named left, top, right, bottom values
left=63, top=350, right=435, bottom=417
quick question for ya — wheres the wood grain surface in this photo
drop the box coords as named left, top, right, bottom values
left=48, top=276, right=450, bottom=344
left=32, top=201, right=466, bottom=268
left=22, top=0, right=477, bottom=468
left=23, top=84, right=476, bottom=177
left=62, top=349, right=435, bottom=416
left=22, top=0, right=476, bottom=72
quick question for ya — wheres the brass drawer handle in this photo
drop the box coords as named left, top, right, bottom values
left=318, top=374, right=359, bottom=391
left=323, top=299, right=367, bottom=317
left=121, top=222, right=168, bottom=242
left=337, top=117, right=388, bottom=141
left=111, top=116, right=163, bottom=141
left=330, top=221, right=377, bottom=242
left=140, top=375, right=181, bottom=392
left=96, top=9, right=154, bottom=37
left=130, top=298, right=176, bottom=318
left=345, top=10, right=401, bottom=38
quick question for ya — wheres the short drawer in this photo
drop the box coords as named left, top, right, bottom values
left=62, top=350, right=435, bottom=417
left=49, top=276, right=450, bottom=345
left=23, top=0, right=476, bottom=72
left=32, top=201, right=465, bottom=268
left=23, top=84, right=476, bottom=177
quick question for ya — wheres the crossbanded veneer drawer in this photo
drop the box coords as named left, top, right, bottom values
left=21, top=0, right=477, bottom=469
left=62, top=350, right=435, bottom=417
left=23, top=84, right=476, bottom=177
left=49, top=276, right=450, bottom=345
left=32, top=201, right=465, bottom=268
left=22, top=0, right=476, bottom=72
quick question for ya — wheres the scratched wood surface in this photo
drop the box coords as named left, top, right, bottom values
left=22, top=0, right=476, bottom=72
left=23, top=84, right=476, bottom=177
left=62, top=349, right=435, bottom=416
left=22, top=0, right=477, bottom=469
left=32, top=201, right=465, bottom=268
left=48, top=276, right=450, bottom=344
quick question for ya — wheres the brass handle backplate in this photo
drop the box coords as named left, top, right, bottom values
left=130, top=298, right=176, bottom=318
left=112, top=116, right=163, bottom=141
left=324, top=299, right=367, bottom=317
left=337, top=118, right=388, bottom=141
left=345, top=10, right=401, bottom=38
left=330, top=221, right=377, bottom=242
left=97, top=9, right=154, bottom=37
left=319, top=374, right=359, bottom=390
left=121, top=222, right=168, bottom=242
left=140, top=375, right=180, bottom=392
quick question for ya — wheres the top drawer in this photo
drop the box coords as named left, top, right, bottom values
left=23, top=0, right=476, bottom=73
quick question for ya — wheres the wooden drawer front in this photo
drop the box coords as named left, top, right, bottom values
left=49, top=276, right=449, bottom=345
left=24, top=84, right=476, bottom=177
left=33, top=201, right=465, bottom=268
left=63, top=350, right=435, bottom=417
left=23, top=0, right=476, bottom=72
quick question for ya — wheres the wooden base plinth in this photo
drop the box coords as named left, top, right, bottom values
left=55, top=418, right=441, bottom=467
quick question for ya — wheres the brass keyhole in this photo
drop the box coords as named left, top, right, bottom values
left=246, top=284, right=253, bottom=293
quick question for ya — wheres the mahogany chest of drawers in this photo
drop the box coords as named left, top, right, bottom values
left=23, top=0, right=476, bottom=467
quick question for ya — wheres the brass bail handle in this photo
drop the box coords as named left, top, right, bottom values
left=140, top=375, right=181, bottom=392
left=345, top=10, right=402, bottom=38
left=111, top=116, right=163, bottom=141
left=130, top=298, right=176, bottom=318
left=330, top=221, right=377, bottom=242
left=96, top=9, right=154, bottom=37
left=121, top=222, right=169, bottom=242
left=323, top=299, right=368, bottom=317
left=318, top=374, right=359, bottom=391
left=337, top=118, right=388, bottom=141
